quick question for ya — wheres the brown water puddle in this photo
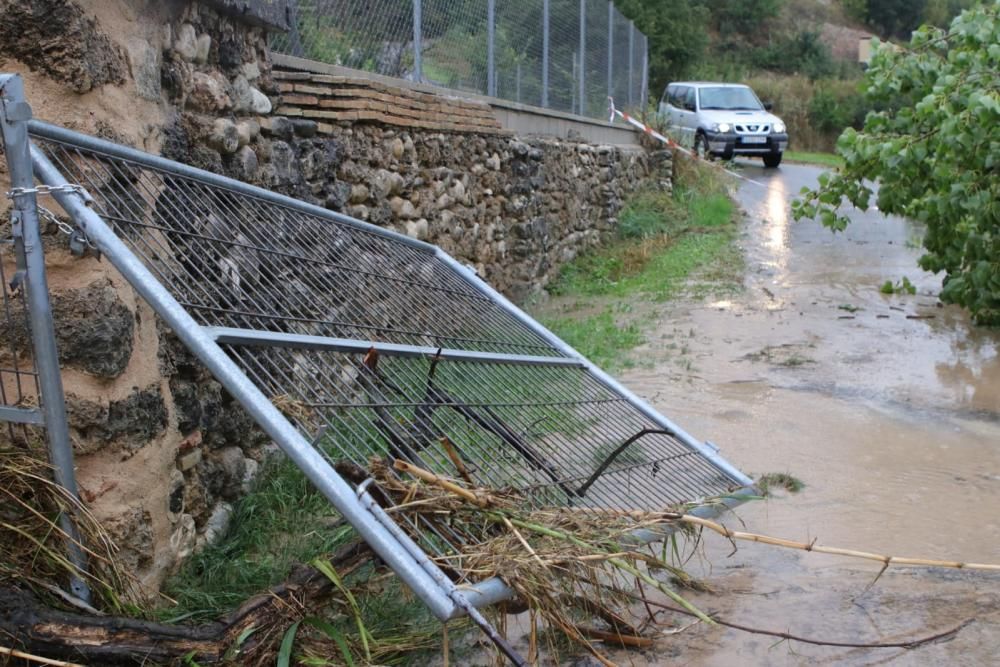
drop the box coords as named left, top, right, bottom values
left=606, top=162, right=1000, bottom=665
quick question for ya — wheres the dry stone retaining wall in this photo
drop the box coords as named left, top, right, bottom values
left=0, top=0, right=670, bottom=594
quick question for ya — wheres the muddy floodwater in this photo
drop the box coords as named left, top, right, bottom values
left=610, top=161, right=1000, bottom=665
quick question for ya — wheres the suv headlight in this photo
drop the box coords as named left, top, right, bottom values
left=712, top=122, right=732, bottom=133
left=772, top=120, right=786, bottom=133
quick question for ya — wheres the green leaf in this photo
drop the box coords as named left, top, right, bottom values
left=277, top=620, right=301, bottom=667
left=305, top=617, right=355, bottom=667
left=312, top=558, right=372, bottom=661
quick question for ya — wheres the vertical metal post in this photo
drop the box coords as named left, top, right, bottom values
left=542, top=0, right=550, bottom=107
left=578, top=0, right=586, bottom=116
left=412, top=0, right=423, bottom=83
left=487, top=0, right=496, bottom=97
left=607, top=2, right=614, bottom=101
left=0, top=74, right=90, bottom=604
left=627, top=20, right=635, bottom=107
left=641, top=35, right=649, bottom=109
left=285, top=0, right=304, bottom=57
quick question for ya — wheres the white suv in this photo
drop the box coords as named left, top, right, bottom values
left=658, top=82, right=789, bottom=168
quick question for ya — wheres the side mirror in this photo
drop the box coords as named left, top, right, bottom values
left=763, top=101, right=774, bottom=111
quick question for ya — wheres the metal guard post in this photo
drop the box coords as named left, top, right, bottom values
left=0, top=74, right=91, bottom=603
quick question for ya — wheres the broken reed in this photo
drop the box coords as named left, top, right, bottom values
left=382, top=459, right=715, bottom=664
left=383, top=459, right=1000, bottom=664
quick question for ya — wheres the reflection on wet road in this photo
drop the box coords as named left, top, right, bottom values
left=619, top=161, right=1000, bottom=665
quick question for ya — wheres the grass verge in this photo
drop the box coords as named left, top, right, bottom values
left=162, top=456, right=349, bottom=621
left=534, top=155, right=742, bottom=370
left=162, top=456, right=451, bottom=665
left=783, top=150, right=844, bottom=168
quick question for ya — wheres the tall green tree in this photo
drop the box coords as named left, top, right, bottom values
left=615, top=0, right=711, bottom=95
left=844, top=0, right=932, bottom=38
left=793, top=2, right=1000, bottom=323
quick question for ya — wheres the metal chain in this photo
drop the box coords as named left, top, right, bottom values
left=4, top=184, right=97, bottom=252
left=5, top=183, right=86, bottom=199
left=38, top=205, right=98, bottom=252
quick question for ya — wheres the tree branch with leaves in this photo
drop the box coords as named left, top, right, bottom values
left=792, top=2, right=1000, bottom=324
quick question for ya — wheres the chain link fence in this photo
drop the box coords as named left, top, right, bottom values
left=271, top=0, right=649, bottom=120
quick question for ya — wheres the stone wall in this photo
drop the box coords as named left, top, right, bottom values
left=0, top=0, right=669, bottom=595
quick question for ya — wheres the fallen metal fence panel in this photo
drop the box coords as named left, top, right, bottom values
left=11, top=76, right=752, bottom=647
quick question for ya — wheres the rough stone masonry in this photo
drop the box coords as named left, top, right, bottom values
left=0, top=0, right=671, bottom=594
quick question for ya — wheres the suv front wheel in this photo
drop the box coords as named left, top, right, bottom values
left=763, top=151, right=782, bottom=168
left=694, top=133, right=709, bottom=160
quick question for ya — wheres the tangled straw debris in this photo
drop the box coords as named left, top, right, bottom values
left=0, top=446, right=141, bottom=612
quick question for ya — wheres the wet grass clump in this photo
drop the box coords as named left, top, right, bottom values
left=162, top=456, right=351, bottom=621
left=756, top=472, right=806, bottom=495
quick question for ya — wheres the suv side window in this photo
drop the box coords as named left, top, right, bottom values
left=669, top=86, right=685, bottom=108
left=663, top=84, right=676, bottom=108
left=683, top=87, right=697, bottom=112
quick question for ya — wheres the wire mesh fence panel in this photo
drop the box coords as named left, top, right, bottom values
left=493, top=0, right=545, bottom=106
left=34, top=139, right=562, bottom=357
left=272, top=0, right=417, bottom=78
left=580, top=0, right=605, bottom=119
left=0, top=222, right=43, bottom=447
left=610, top=9, right=631, bottom=107
left=421, top=0, right=490, bottom=95
left=271, top=0, right=649, bottom=119
left=28, top=122, right=750, bottom=567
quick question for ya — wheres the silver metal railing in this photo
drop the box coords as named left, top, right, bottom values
left=0, top=74, right=90, bottom=604
left=3, top=72, right=752, bottom=659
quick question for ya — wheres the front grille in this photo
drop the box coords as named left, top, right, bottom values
left=735, top=124, right=770, bottom=134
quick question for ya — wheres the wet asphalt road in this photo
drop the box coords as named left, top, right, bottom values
left=613, top=159, right=1000, bottom=666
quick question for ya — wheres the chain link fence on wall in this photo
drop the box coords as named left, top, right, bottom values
left=271, top=0, right=649, bottom=120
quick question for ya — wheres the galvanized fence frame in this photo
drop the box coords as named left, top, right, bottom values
left=273, top=0, right=650, bottom=119
left=0, top=74, right=90, bottom=604
left=3, top=70, right=753, bottom=659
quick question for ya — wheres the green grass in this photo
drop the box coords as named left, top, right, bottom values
left=783, top=150, right=844, bottom=168
left=161, top=456, right=352, bottom=621
left=543, top=309, right=644, bottom=370
left=534, top=160, right=740, bottom=368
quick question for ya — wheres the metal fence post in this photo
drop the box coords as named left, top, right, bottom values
left=578, top=0, right=586, bottom=116
left=412, top=0, right=423, bottom=83
left=607, top=2, right=614, bottom=102
left=285, top=0, right=304, bottom=58
left=0, top=74, right=90, bottom=604
left=627, top=20, right=635, bottom=107
left=487, top=0, right=496, bottom=97
left=641, top=35, right=649, bottom=110
left=542, top=0, right=550, bottom=107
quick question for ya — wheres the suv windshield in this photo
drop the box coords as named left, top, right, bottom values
left=698, top=86, right=762, bottom=111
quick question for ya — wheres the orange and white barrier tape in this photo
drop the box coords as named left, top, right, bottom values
left=608, top=97, right=766, bottom=189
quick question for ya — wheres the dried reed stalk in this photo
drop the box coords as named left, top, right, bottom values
left=0, top=646, right=84, bottom=667
left=582, top=507, right=1000, bottom=572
